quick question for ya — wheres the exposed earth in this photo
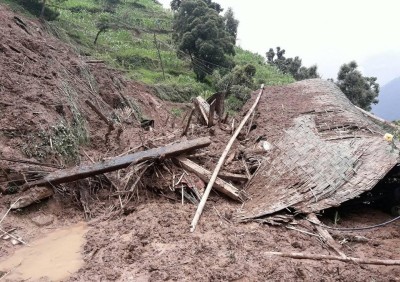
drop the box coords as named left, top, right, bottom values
left=0, top=4, right=399, bottom=282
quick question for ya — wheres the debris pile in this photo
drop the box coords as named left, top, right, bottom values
left=1, top=4, right=400, bottom=280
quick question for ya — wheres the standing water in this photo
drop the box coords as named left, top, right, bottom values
left=0, top=223, right=87, bottom=281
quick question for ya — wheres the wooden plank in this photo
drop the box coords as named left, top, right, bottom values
left=22, top=137, right=212, bottom=190
left=175, top=157, right=243, bottom=202
left=190, top=85, right=265, bottom=232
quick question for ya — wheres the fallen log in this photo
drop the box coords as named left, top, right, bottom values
left=174, top=157, right=243, bottom=201
left=265, top=251, right=400, bottom=266
left=10, top=186, right=54, bottom=209
left=190, top=85, right=265, bottom=232
left=22, top=137, right=211, bottom=190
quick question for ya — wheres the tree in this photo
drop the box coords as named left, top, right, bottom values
left=94, top=15, right=111, bottom=44
left=266, top=47, right=319, bottom=81
left=172, top=0, right=235, bottom=81
left=170, top=0, right=222, bottom=12
left=336, top=61, right=379, bottom=111
left=224, top=7, right=239, bottom=43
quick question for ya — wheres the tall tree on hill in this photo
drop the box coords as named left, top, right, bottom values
left=170, top=0, right=222, bottom=12
left=266, top=47, right=319, bottom=81
left=336, top=61, right=379, bottom=111
left=224, top=8, right=239, bottom=43
left=172, top=0, right=235, bottom=81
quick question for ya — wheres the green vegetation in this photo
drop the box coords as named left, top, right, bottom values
left=266, top=47, right=319, bottom=81
left=2, top=0, right=294, bottom=105
left=335, top=61, right=379, bottom=111
left=172, top=0, right=235, bottom=81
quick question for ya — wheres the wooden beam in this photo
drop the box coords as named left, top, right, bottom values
left=22, top=137, right=212, bottom=190
left=174, top=157, right=243, bottom=202
left=265, top=251, right=400, bottom=266
left=190, top=85, right=265, bottom=232
left=217, top=171, right=248, bottom=182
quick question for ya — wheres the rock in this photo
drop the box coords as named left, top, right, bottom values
left=31, top=214, right=54, bottom=227
left=11, top=238, right=21, bottom=245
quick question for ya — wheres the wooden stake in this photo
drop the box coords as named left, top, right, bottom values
left=208, top=100, right=216, bottom=127
left=181, top=108, right=194, bottom=136
left=190, top=85, right=265, bottom=232
left=153, top=33, right=165, bottom=80
left=85, top=100, right=114, bottom=129
left=265, top=251, right=400, bottom=266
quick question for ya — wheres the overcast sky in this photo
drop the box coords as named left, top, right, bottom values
left=158, top=0, right=400, bottom=85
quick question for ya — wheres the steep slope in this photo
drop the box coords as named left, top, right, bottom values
left=0, top=4, right=175, bottom=168
left=372, top=77, right=400, bottom=121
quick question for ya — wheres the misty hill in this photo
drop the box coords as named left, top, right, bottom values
left=372, top=77, right=400, bottom=121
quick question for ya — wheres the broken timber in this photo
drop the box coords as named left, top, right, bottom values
left=190, top=84, right=265, bottom=232
left=174, top=157, right=243, bottom=202
left=265, top=251, right=400, bottom=266
left=193, top=96, right=210, bottom=125
left=22, top=137, right=211, bottom=190
left=307, top=213, right=346, bottom=258
left=217, top=171, right=248, bottom=182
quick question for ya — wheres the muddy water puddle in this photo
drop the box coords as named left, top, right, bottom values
left=0, top=223, right=87, bottom=281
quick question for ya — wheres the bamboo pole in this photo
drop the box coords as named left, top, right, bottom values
left=190, top=85, right=264, bottom=232
left=265, top=251, right=400, bottom=266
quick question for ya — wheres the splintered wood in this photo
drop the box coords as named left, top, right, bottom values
left=190, top=84, right=265, bottom=232
left=174, top=157, right=243, bottom=202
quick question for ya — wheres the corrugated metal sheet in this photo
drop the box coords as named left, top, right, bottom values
left=241, top=79, right=400, bottom=219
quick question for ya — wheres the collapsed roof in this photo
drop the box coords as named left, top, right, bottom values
left=241, top=79, right=400, bottom=219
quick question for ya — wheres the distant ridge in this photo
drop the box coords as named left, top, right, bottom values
left=372, top=77, right=400, bottom=121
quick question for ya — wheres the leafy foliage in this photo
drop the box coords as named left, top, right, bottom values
left=224, top=7, right=238, bottom=43
left=172, top=0, right=235, bottom=80
left=336, top=61, right=379, bottom=111
left=266, top=47, right=319, bottom=81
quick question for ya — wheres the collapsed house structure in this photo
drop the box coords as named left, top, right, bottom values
left=240, top=79, right=400, bottom=220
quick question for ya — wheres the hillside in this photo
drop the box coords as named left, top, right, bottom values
left=1, top=0, right=293, bottom=105
left=372, top=77, right=400, bottom=121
